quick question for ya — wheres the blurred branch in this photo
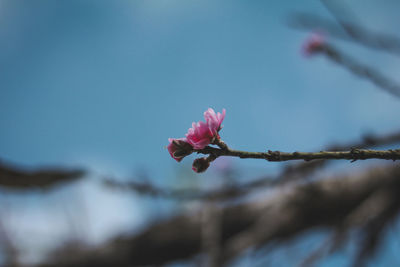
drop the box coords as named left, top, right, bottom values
left=300, top=230, right=347, bottom=267
left=0, top=160, right=85, bottom=190
left=0, top=219, right=19, bottom=267
left=40, top=164, right=400, bottom=266
left=290, top=13, right=400, bottom=55
left=202, top=202, right=222, bottom=267
left=318, top=44, right=400, bottom=98
left=320, top=0, right=358, bottom=25
left=220, top=165, right=400, bottom=265
left=103, top=178, right=261, bottom=202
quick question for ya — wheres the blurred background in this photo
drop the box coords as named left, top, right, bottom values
left=1, top=0, right=400, bottom=266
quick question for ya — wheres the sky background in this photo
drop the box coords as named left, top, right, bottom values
left=1, top=0, right=400, bottom=265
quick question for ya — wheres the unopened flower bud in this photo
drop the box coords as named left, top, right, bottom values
left=192, top=157, right=210, bottom=173
left=167, top=138, right=193, bottom=162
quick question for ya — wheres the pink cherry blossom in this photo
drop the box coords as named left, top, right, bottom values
left=186, top=121, right=214, bottom=149
left=204, top=108, right=226, bottom=134
left=167, top=138, right=193, bottom=162
left=186, top=108, right=226, bottom=149
left=302, top=32, right=325, bottom=56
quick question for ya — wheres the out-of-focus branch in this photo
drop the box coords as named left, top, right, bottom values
left=320, top=0, right=361, bottom=36
left=0, top=160, right=85, bottom=190
left=202, top=202, right=222, bottom=267
left=40, top=164, right=400, bottom=266
left=0, top=219, right=19, bottom=267
left=318, top=44, right=400, bottom=98
left=219, top=164, right=400, bottom=265
left=290, top=13, right=400, bottom=55
left=320, top=0, right=358, bottom=26
left=104, top=178, right=251, bottom=201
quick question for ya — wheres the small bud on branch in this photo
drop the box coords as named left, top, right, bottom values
left=192, top=157, right=211, bottom=173
left=167, top=108, right=400, bottom=173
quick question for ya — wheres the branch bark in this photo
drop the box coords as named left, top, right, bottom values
left=198, top=142, right=400, bottom=162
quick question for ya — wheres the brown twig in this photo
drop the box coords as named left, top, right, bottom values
left=279, top=130, right=400, bottom=182
left=198, top=141, right=400, bottom=162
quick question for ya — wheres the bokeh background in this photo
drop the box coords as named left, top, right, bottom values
left=1, top=0, right=400, bottom=266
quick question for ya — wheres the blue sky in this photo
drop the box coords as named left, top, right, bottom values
left=1, top=0, right=400, bottom=174
left=1, top=0, right=400, bottom=265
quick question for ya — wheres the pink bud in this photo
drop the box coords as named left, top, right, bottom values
left=192, top=157, right=210, bottom=173
left=167, top=138, right=193, bottom=162
left=302, top=32, right=325, bottom=56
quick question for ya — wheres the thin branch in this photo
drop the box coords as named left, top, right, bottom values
left=318, top=44, right=400, bottom=98
left=320, top=0, right=362, bottom=38
left=279, top=130, right=400, bottom=182
left=198, top=141, right=400, bottom=162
